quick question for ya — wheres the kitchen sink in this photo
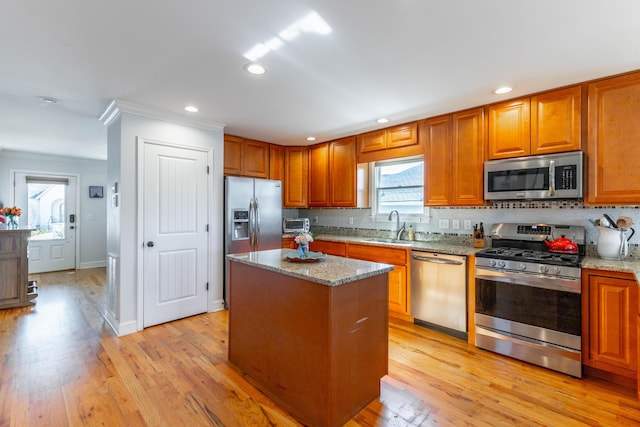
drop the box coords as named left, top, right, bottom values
left=363, top=238, right=415, bottom=246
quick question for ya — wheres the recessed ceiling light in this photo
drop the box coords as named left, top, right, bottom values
left=306, top=136, right=316, bottom=141
left=184, top=105, right=199, bottom=113
left=494, top=86, right=513, bottom=95
left=376, top=118, right=389, bottom=124
left=244, top=63, right=267, bottom=75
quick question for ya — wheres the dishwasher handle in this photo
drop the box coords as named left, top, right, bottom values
left=411, top=254, right=464, bottom=265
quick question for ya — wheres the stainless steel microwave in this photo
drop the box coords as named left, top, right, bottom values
left=484, top=151, right=584, bottom=200
left=282, top=217, right=310, bottom=233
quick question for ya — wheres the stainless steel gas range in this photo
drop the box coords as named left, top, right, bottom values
left=474, top=223, right=585, bottom=378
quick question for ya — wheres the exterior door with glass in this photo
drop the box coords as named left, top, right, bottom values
left=13, top=172, right=77, bottom=273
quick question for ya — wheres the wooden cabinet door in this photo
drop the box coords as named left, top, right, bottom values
left=585, top=270, right=638, bottom=378
left=308, top=143, right=329, bottom=207
left=242, top=139, right=269, bottom=178
left=309, top=240, right=347, bottom=257
left=388, top=264, right=408, bottom=315
left=357, top=130, right=386, bottom=153
left=423, top=116, right=452, bottom=206
left=284, top=146, right=309, bottom=207
left=452, top=107, right=485, bottom=206
left=269, top=144, right=285, bottom=181
left=488, top=98, right=531, bottom=159
left=531, top=86, right=582, bottom=155
left=329, top=137, right=357, bottom=207
left=387, top=122, right=418, bottom=149
left=587, top=71, right=640, bottom=205
left=223, top=135, right=243, bottom=175
left=281, top=237, right=295, bottom=249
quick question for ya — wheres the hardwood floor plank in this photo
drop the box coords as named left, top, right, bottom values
left=1, top=268, right=639, bottom=426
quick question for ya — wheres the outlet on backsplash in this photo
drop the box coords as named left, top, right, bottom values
left=463, top=220, right=472, bottom=230
left=438, top=219, right=449, bottom=229
left=452, top=219, right=460, bottom=230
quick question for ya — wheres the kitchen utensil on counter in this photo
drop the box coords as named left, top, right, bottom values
left=596, top=225, right=635, bottom=260
left=616, top=216, right=633, bottom=229
left=602, top=213, right=618, bottom=229
left=543, top=235, right=579, bottom=254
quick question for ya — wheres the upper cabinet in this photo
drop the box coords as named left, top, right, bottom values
left=487, top=98, right=531, bottom=159
left=308, top=143, right=330, bottom=206
left=424, top=108, right=485, bottom=206
left=224, top=135, right=269, bottom=178
left=269, top=144, right=285, bottom=182
left=357, top=122, right=421, bottom=163
left=329, top=137, right=357, bottom=207
left=586, top=71, right=640, bottom=205
left=284, top=146, right=309, bottom=208
left=487, top=86, right=582, bottom=160
left=451, top=108, right=486, bottom=206
left=308, top=137, right=357, bottom=207
left=423, top=115, right=452, bottom=206
left=531, top=86, right=582, bottom=155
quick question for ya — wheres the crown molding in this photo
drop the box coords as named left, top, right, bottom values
left=99, top=100, right=225, bottom=132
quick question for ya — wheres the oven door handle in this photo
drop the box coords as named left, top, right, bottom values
left=475, top=267, right=581, bottom=294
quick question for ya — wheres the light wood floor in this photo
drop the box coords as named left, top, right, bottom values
left=1, top=268, right=639, bottom=426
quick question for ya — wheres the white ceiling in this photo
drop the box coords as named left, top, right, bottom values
left=1, top=0, right=640, bottom=161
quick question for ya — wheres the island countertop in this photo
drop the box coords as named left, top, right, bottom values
left=226, top=248, right=393, bottom=287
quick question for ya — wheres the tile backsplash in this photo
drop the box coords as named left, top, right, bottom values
left=288, top=201, right=640, bottom=251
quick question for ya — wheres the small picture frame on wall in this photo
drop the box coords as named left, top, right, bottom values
left=89, top=186, right=104, bottom=198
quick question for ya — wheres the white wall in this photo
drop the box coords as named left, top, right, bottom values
left=0, top=150, right=107, bottom=268
left=105, top=109, right=224, bottom=336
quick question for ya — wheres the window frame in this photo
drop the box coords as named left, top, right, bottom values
left=369, top=155, right=429, bottom=223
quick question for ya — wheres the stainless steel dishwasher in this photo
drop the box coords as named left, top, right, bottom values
left=410, top=250, right=467, bottom=339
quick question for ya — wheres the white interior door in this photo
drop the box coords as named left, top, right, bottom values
left=13, top=172, right=77, bottom=273
left=142, top=142, right=209, bottom=328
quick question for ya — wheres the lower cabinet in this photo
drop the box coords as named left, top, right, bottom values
left=309, top=240, right=346, bottom=257
left=282, top=237, right=295, bottom=249
left=284, top=237, right=412, bottom=318
left=346, top=243, right=410, bottom=318
left=582, top=269, right=638, bottom=382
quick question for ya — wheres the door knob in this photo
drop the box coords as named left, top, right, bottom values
left=146, top=241, right=155, bottom=247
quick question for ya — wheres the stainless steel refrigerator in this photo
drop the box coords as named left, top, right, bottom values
left=224, top=176, right=282, bottom=306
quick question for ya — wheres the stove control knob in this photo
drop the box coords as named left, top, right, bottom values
left=552, top=266, right=561, bottom=275
left=498, top=261, right=506, bottom=268
left=518, top=263, right=526, bottom=271
left=489, top=260, right=497, bottom=267
left=539, top=265, right=549, bottom=273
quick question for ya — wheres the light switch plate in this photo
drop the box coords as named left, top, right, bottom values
left=452, top=219, right=460, bottom=230
left=464, top=220, right=472, bottom=230
left=438, top=219, right=449, bottom=229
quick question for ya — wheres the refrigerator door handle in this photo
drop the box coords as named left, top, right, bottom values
left=255, top=197, right=261, bottom=249
left=249, top=198, right=256, bottom=250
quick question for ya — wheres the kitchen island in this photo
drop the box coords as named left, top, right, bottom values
left=226, top=249, right=393, bottom=427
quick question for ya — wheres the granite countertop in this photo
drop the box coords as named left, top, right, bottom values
left=310, top=234, right=640, bottom=283
left=226, top=248, right=394, bottom=287
left=312, top=234, right=483, bottom=256
left=582, top=256, right=640, bottom=282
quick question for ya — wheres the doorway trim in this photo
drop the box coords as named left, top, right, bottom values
left=135, top=136, right=213, bottom=332
left=10, top=168, right=81, bottom=271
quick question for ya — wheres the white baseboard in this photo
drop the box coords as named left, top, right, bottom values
left=210, top=299, right=226, bottom=312
left=104, top=310, right=138, bottom=336
left=79, top=260, right=107, bottom=269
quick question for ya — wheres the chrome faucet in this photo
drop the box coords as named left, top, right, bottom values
left=388, top=210, right=405, bottom=240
